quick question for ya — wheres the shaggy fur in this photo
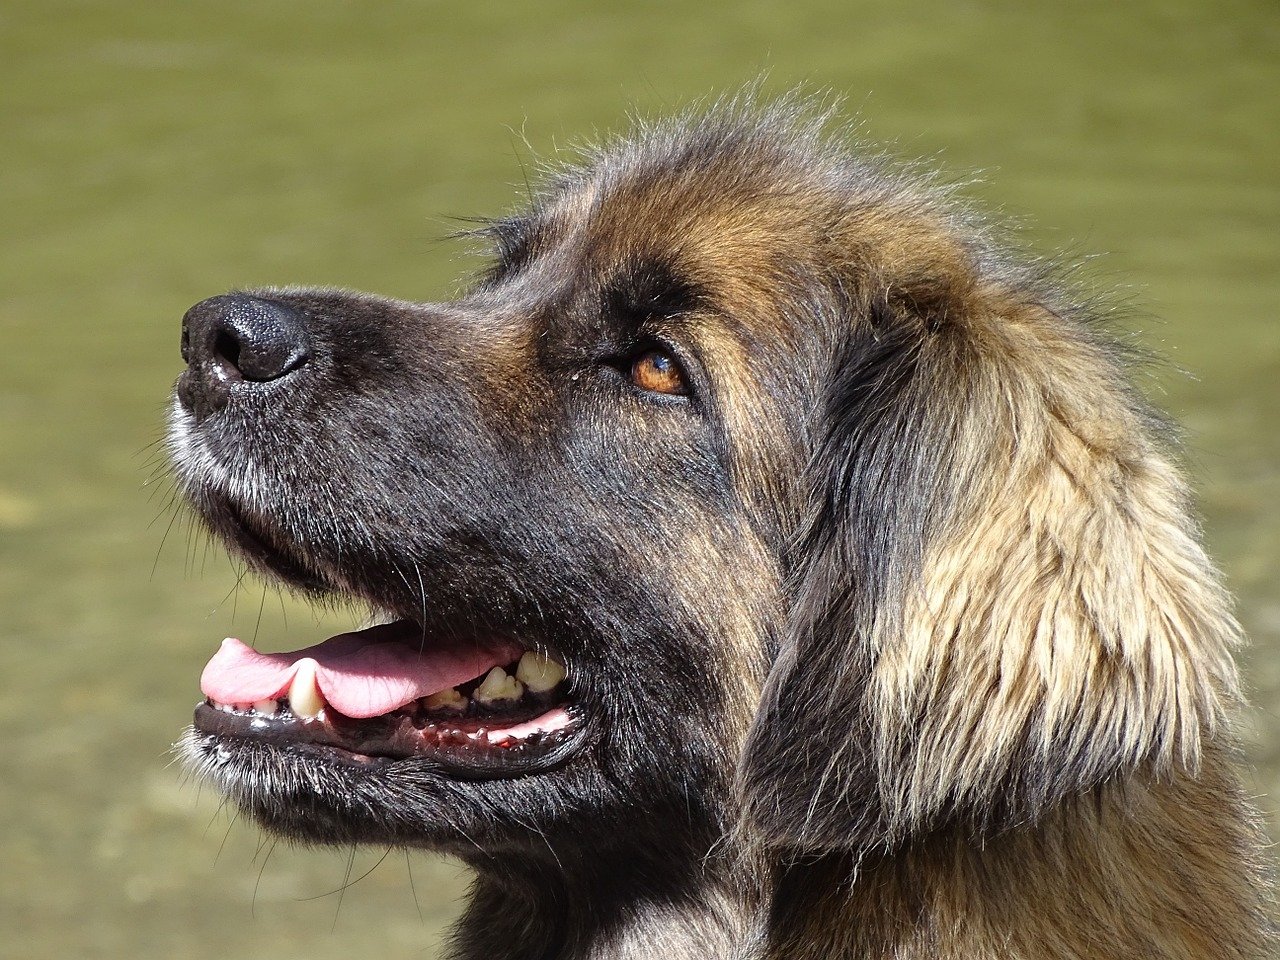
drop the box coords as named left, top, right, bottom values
left=171, top=96, right=1274, bottom=959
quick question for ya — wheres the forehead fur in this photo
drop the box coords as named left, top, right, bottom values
left=523, top=98, right=993, bottom=339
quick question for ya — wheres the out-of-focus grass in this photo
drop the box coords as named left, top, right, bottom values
left=1, top=1, right=1276, bottom=957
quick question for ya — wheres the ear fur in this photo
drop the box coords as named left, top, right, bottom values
left=737, top=276, right=1243, bottom=857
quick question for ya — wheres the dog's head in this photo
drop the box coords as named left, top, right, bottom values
left=172, top=101, right=1239, bottom=871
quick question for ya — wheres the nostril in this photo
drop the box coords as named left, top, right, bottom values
left=213, top=329, right=243, bottom=380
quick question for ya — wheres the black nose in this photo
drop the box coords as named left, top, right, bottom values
left=178, top=295, right=311, bottom=417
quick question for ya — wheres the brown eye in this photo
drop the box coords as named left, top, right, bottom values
left=630, top=348, right=688, bottom=396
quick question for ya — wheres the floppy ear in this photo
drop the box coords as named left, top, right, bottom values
left=736, top=279, right=1243, bottom=857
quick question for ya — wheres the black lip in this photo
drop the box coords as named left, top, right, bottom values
left=193, top=702, right=589, bottom=780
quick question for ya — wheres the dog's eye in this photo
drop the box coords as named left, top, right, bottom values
left=630, top=348, right=688, bottom=396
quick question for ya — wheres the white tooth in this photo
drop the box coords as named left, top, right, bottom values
left=515, top=652, right=566, bottom=693
left=473, top=667, right=524, bottom=705
left=252, top=699, right=278, bottom=716
left=422, top=688, right=467, bottom=712
left=288, top=658, right=325, bottom=719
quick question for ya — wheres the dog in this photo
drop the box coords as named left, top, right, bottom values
left=170, top=97, right=1274, bottom=958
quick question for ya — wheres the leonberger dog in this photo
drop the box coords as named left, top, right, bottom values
left=171, top=98, right=1274, bottom=958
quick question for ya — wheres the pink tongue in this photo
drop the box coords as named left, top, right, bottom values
left=200, top=621, right=521, bottom=719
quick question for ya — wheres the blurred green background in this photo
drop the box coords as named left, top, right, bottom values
left=1, top=1, right=1277, bottom=957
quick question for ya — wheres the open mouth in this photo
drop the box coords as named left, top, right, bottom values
left=193, top=619, right=585, bottom=778
left=178, top=445, right=592, bottom=782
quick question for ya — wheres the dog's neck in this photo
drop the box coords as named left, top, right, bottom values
left=445, top=749, right=1272, bottom=960
left=448, top=829, right=762, bottom=960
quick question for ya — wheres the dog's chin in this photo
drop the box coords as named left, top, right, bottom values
left=178, top=722, right=596, bottom=850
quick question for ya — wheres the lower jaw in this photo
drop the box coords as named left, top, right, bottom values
left=192, top=700, right=587, bottom=779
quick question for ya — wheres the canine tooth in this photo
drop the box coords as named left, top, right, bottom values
left=515, top=652, right=566, bottom=693
left=288, top=658, right=325, bottom=719
left=252, top=699, right=278, bottom=716
left=422, top=688, right=467, bottom=712
left=473, top=667, right=524, bottom=704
